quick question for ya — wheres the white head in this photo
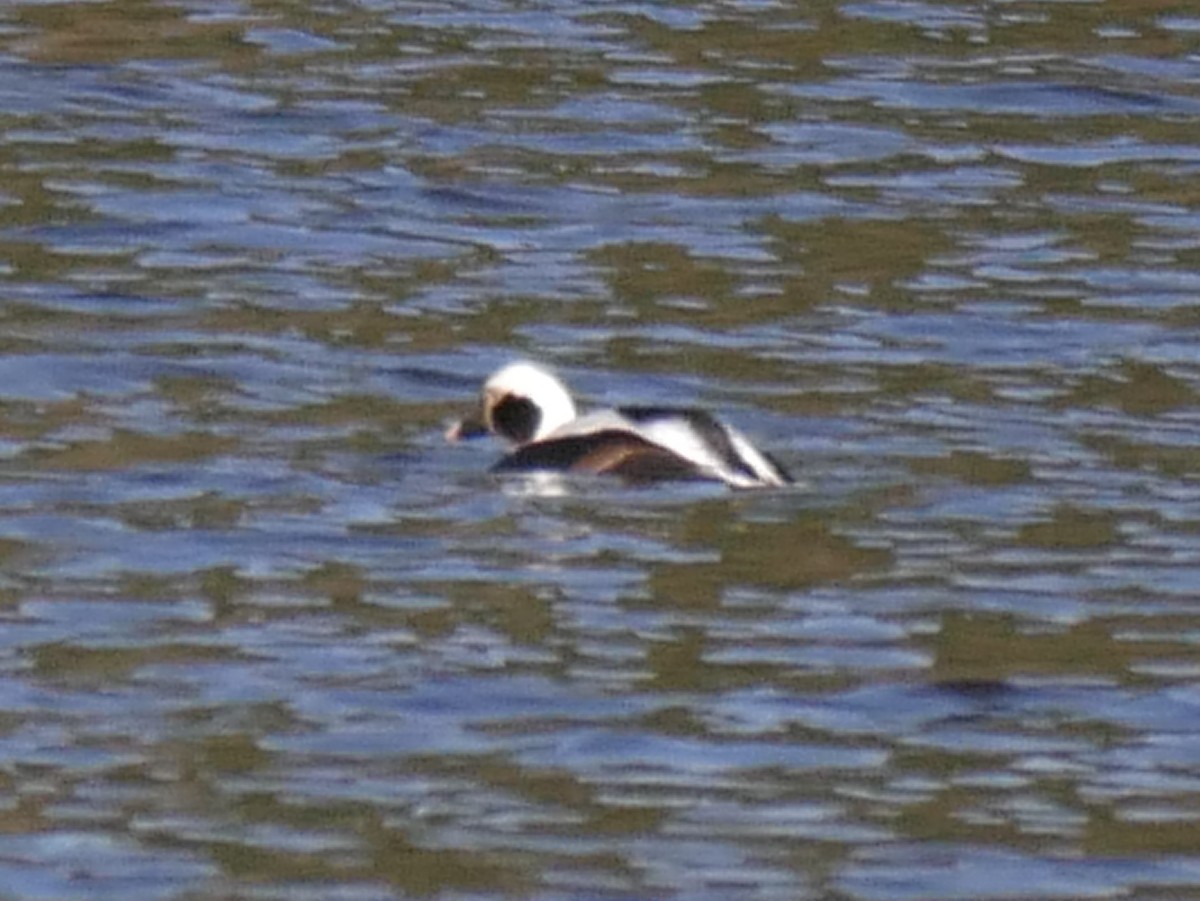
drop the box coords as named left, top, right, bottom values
left=447, top=361, right=577, bottom=447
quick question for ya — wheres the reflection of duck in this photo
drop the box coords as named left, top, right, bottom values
left=446, top=361, right=794, bottom=488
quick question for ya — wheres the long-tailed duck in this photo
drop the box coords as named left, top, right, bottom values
left=446, top=361, right=793, bottom=488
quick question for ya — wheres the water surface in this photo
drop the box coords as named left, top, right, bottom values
left=0, top=0, right=1199, bottom=898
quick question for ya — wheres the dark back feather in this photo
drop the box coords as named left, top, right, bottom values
left=494, top=430, right=705, bottom=482
left=618, top=407, right=768, bottom=482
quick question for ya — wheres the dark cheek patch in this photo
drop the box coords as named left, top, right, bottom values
left=491, top=396, right=542, bottom=444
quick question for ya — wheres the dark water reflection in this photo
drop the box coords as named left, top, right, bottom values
left=1, top=0, right=1200, bottom=898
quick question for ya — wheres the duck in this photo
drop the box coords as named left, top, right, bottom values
left=446, top=361, right=793, bottom=488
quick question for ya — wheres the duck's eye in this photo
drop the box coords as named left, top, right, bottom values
left=491, top=395, right=542, bottom=444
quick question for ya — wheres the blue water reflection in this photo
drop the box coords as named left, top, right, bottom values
left=0, top=0, right=1199, bottom=898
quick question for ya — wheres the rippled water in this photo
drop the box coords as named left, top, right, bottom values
left=1, top=0, right=1200, bottom=898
